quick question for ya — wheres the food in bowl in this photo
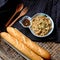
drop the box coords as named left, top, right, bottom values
left=31, top=15, right=52, bottom=36
left=22, top=18, right=30, bottom=26
left=19, top=16, right=31, bottom=28
left=19, top=13, right=54, bottom=37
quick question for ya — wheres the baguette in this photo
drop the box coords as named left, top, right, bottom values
left=1, top=32, right=43, bottom=60
left=7, top=27, right=51, bottom=59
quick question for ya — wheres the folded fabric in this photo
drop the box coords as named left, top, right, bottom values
left=13, top=0, right=60, bottom=42
left=0, top=0, right=8, bottom=7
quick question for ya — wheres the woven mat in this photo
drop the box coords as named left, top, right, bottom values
left=0, top=38, right=60, bottom=60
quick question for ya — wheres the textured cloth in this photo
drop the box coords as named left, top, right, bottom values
left=0, top=0, right=8, bottom=7
left=13, top=0, right=60, bottom=42
left=0, top=0, right=60, bottom=42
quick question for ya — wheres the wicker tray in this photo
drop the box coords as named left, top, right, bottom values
left=0, top=38, right=60, bottom=60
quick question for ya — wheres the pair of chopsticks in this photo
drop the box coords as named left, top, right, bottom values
left=5, top=3, right=28, bottom=27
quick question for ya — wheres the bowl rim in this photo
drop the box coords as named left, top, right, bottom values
left=19, top=16, right=32, bottom=28
left=19, top=13, right=54, bottom=38
left=29, top=13, right=54, bottom=37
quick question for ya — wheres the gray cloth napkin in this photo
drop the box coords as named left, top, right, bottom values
left=0, top=0, right=8, bottom=7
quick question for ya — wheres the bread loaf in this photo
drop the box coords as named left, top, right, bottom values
left=1, top=32, right=43, bottom=60
left=7, top=27, right=51, bottom=59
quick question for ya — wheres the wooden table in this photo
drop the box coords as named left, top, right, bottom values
left=0, top=38, right=60, bottom=60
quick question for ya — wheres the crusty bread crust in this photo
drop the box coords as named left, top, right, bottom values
left=7, top=27, right=51, bottom=59
left=1, top=32, right=43, bottom=60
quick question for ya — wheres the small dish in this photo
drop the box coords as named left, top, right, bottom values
left=19, top=13, right=54, bottom=38
left=19, top=16, right=31, bottom=28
